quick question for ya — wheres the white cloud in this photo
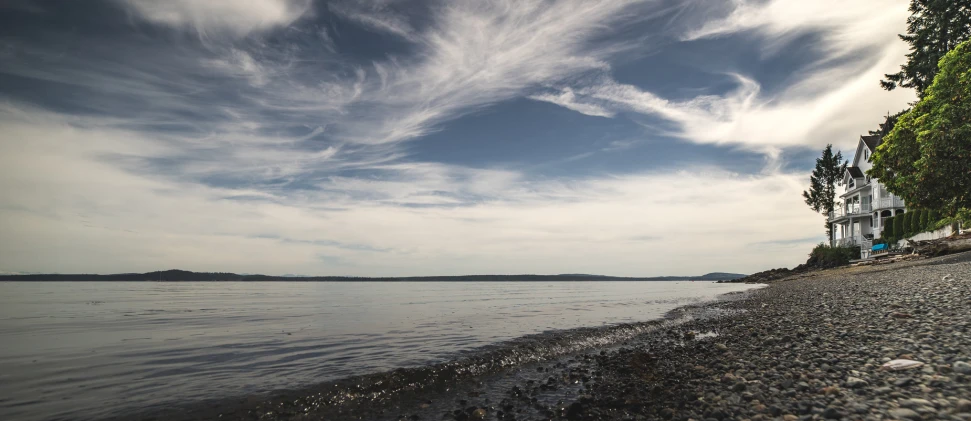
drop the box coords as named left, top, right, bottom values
left=118, top=0, right=311, bottom=37
left=332, top=0, right=649, bottom=144
left=532, top=0, right=917, bottom=150
left=0, top=111, right=824, bottom=276
left=528, top=88, right=616, bottom=118
left=684, top=0, right=904, bottom=57
left=328, top=1, right=418, bottom=42
left=204, top=49, right=271, bottom=87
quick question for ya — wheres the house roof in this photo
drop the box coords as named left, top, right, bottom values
left=861, top=135, right=881, bottom=151
left=847, top=166, right=864, bottom=178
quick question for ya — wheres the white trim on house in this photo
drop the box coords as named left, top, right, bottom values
left=828, top=135, right=907, bottom=255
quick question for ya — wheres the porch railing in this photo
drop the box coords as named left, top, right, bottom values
left=831, top=235, right=863, bottom=247
left=828, top=204, right=872, bottom=220
left=872, top=197, right=905, bottom=210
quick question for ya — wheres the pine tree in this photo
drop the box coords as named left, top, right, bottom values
left=881, top=0, right=971, bottom=96
left=802, top=145, right=848, bottom=240
left=868, top=110, right=909, bottom=138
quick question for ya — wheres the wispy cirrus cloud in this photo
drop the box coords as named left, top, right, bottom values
left=333, top=0, right=655, bottom=145
left=117, top=0, right=312, bottom=37
left=327, top=0, right=419, bottom=42
left=531, top=0, right=916, bottom=151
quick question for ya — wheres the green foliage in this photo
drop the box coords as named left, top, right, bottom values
left=884, top=216, right=896, bottom=240
left=882, top=0, right=971, bottom=96
left=894, top=214, right=906, bottom=239
left=920, top=210, right=930, bottom=231
left=912, top=210, right=924, bottom=233
left=958, top=208, right=971, bottom=224
left=802, top=145, right=848, bottom=239
left=807, top=243, right=860, bottom=268
left=871, top=40, right=971, bottom=216
left=906, top=212, right=917, bottom=236
left=869, top=110, right=909, bottom=138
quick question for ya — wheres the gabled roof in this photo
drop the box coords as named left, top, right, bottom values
left=861, top=135, right=881, bottom=151
left=847, top=167, right=864, bottom=178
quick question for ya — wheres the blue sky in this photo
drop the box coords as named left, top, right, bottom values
left=0, top=0, right=916, bottom=276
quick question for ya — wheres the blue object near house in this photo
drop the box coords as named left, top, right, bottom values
left=871, top=243, right=888, bottom=252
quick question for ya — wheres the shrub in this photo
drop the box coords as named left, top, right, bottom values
left=906, top=212, right=917, bottom=236
left=884, top=216, right=895, bottom=240
left=957, top=208, right=971, bottom=225
left=910, top=210, right=926, bottom=234
left=807, top=243, right=860, bottom=268
left=919, top=210, right=930, bottom=231
left=894, top=214, right=906, bottom=239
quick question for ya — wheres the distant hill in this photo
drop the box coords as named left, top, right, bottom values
left=0, top=269, right=746, bottom=282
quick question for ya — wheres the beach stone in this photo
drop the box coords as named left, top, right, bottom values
left=953, top=361, right=971, bottom=374
left=846, top=376, right=868, bottom=388
left=956, top=400, right=971, bottom=413
left=889, top=408, right=921, bottom=419
left=900, top=398, right=933, bottom=409
left=822, top=407, right=843, bottom=419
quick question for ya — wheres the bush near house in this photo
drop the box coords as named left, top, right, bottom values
left=884, top=216, right=896, bottom=242
left=914, top=210, right=925, bottom=233
left=895, top=214, right=906, bottom=239
left=807, top=243, right=861, bottom=268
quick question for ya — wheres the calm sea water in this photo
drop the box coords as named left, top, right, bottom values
left=0, top=281, right=755, bottom=421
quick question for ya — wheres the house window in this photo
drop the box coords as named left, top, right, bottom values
left=866, top=175, right=871, bottom=184
left=864, top=150, right=869, bottom=161
left=848, top=179, right=855, bottom=188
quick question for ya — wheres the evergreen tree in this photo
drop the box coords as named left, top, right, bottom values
left=802, top=145, right=848, bottom=240
left=881, top=0, right=971, bottom=96
left=884, top=216, right=896, bottom=241
left=868, top=110, right=909, bottom=138
left=894, top=215, right=906, bottom=241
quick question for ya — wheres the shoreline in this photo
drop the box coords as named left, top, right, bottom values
left=121, top=252, right=971, bottom=420
left=111, top=287, right=761, bottom=421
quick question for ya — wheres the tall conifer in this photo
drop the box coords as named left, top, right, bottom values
left=803, top=145, right=848, bottom=240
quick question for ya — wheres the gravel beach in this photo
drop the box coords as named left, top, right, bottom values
left=132, top=252, right=971, bottom=421
left=566, top=252, right=971, bottom=421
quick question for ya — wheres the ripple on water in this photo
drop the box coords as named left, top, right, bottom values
left=0, top=281, right=757, bottom=421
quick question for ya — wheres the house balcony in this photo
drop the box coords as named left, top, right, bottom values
left=872, top=197, right=905, bottom=210
left=828, top=204, right=872, bottom=221
left=831, top=235, right=863, bottom=247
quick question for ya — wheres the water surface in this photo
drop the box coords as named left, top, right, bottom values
left=0, top=281, right=755, bottom=420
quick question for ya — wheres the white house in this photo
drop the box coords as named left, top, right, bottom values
left=828, top=135, right=907, bottom=250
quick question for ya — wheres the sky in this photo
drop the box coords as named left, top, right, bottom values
left=0, top=0, right=917, bottom=277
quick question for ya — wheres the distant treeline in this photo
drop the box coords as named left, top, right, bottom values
left=0, top=269, right=746, bottom=282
